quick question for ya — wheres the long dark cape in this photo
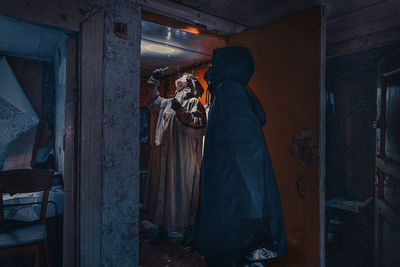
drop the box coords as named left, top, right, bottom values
left=195, top=46, right=287, bottom=263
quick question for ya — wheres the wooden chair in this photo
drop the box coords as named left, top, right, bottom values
left=0, top=169, right=53, bottom=267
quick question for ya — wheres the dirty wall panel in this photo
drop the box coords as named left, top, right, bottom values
left=326, top=43, right=400, bottom=200
left=99, top=0, right=141, bottom=266
left=7, top=56, right=44, bottom=117
left=42, top=62, right=55, bottom=131
left=230, top=7, right=321, bottom=267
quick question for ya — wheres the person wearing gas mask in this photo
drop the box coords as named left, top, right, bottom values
left=144, top=69, right=207, bottom=246
left=194, top=46, right=287, bottom=266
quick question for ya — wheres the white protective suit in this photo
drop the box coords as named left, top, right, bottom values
left=144, top=74, right=207, bottom=231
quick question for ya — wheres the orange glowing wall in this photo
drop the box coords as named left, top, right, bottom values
left=191, top=68, right=210, bottom=105
left=230, top=7, right=321, bottom=267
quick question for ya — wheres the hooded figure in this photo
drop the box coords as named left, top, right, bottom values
left=144, top=72, right=207, bottom=244
left=195, top=47, right=287, bottom=265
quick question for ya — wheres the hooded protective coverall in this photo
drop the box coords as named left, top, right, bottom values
left=144, top=75, right=207, bottom=232
left=196, top=47, right=287, bottom=264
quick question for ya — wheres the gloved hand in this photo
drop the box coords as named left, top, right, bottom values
left=152, top=67, right=168, bottom=80
left=185, top=74, right=198, bottom=94
left=186, top=74, right=197, bottom=83
left=171, top=98, right=181, bottom=111
left=147, top=67, right=169, bottom=85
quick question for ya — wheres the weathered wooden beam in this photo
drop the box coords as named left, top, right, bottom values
left=327, top=26, right=400, bottom=58
left=327, top=0, right=399, bottom=30
left=319, top=6, right=327, bottom=267
left=326, top=0, right=400, bottom=45
left=325, top=0, right=382, bottom=20
left=64, top=37, right=77, bottom=267
left=327, top=14, right=400, bottom=45
left=79, top=8, right=104, bottom=267
left=0, top=0, right=100, bottom=32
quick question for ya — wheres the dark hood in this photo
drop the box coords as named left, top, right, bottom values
left=211, top=46, right=254, bottom=86
left=211, top=46, right=265, bottom=125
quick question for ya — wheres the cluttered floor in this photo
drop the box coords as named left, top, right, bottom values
left=139, top=219, right=207, bottom=267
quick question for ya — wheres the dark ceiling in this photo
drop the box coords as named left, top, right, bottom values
left=168, top=0, right=398, bottom=29
left=140, top=0, right=399, bottom=76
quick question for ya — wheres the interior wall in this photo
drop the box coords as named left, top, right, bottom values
left=0, top=56, right=39, bottom=169
left=98, top=1, right=141, bottom=265
left=0, top=15, right=60, bottom=169
left=53, top=35, right=66, bottom=176
left=192, top=68, right=210, bottom=105
left=326, top=42, right=400, bottom=200
left=7, top=56, right=43, bottom=116
left=6, top=56, right=56, bottom=132
left=230, top=7, right=321, bottom=267
left=42, top=61, right=56, bottom=131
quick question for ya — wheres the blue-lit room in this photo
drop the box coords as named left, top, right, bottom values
left=0, top=14, right=68, bottom=266
left=0, top=1, right=399, bottom=267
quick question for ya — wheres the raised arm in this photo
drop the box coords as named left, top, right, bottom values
left=146, top=67, right=169, bottom=113
left=147, top=83, right=163, bottom=113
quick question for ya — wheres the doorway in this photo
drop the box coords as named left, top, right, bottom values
left=139, top=7, right=324, bottom=267
left=0, top=2, right=325, bottom=266
left=0, top=7, right=106, bottom=266
left=325, top=43, right=400, bottom=267
left=0, top=13, right=69, bottom=266
left=374, top=54, right=400, bottom=267
left=138, top=14, right=225, bottom=266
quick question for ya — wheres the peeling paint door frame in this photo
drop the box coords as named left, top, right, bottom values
left=76, top=8, right=105, bottom=267
left=64, top=36, right=78, bottom=267
left=319, top=5, right=327, bottom=267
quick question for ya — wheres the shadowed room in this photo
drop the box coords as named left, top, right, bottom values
left=0, top=1, right=399, bottom=267
left=138, top=16, right=224, bottom=266
left=0, top=14, right=69, bottom=266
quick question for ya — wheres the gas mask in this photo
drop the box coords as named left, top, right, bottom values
left=175, top=73, right=197, bottom=96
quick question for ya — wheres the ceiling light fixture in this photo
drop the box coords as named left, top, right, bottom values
left=181, top=27, right=200, bottom=34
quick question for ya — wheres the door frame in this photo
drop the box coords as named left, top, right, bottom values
left=1, top=2, right=328, bottom=266
left=64, top=37, right=78, bottom=267
left=319, top=5, right=327, bottom=267
left=374, top=68, right=400, bottom=266
left=141, top=5, right=327, bottom=267
left=0, top=1, right=104, bottom=266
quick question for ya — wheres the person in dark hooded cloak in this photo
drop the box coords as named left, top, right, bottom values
left=195, top=46, right=287, bottom=266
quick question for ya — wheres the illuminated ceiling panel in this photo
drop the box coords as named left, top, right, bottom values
left=140, top=20, right=225, bottom=77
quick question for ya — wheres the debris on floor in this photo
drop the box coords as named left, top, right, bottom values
left=139, top=219, right=207, bottom=267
